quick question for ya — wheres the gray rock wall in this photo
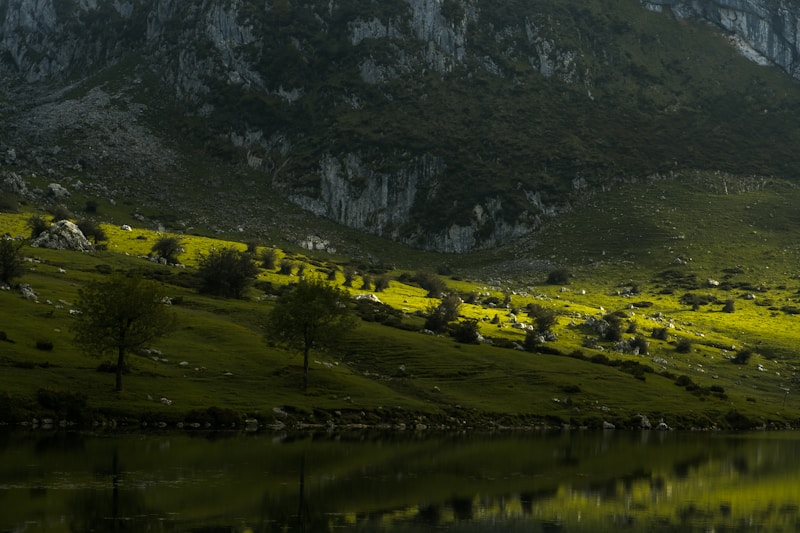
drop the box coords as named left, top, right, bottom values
left=3, top=0, right=800, bottom=252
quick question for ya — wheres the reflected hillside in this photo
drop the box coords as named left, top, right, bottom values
left=1, top=431, right=799, bottom=532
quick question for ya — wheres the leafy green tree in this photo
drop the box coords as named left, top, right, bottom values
left=342, top=265, right=356, bottom=287
left=72, top=273, right=176, bottom=391
left=374, top=275, right=390, bottom=292
left=197, top=247, right=259, bottom=298
left=77, top=219, right=107, bottom=244
left=546, top=268, right=571, bottom=285
left=278, top=258, right=295, bottom=275
left=26, top=214, right=49, bottom=239
left=151, top=236, right=183, bottom=264
left=415, top=270, right=447, bottom=297
left=0, top=237, right=24, bottom=285
left=452, top=319, right=480, bottom=344
left=266, top=277, right=357, bottom=390
left=439, top=293, right=462, bottom=321
left=732, top=348, right=753, bottom=365
left=49, top=204, right=73, bottom=221
left=261, top=248, right=279, bottom=270
left=361, top=274, right=373, bottom=291
left=526, top=303, right=557, bottom=333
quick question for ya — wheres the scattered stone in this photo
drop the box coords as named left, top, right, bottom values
left=354, top=293, right=382, bottom=304
left=20, top=284, right=37, bottom=302
left=47, top=182, right=69, bottom=198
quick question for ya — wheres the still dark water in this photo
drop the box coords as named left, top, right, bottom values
left=1, top=429, right=800, bottom=532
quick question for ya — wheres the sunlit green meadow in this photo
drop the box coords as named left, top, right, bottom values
left=2, top=174, right=800, bottom=429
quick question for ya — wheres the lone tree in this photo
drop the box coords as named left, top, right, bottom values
left=197, top=247, right=259, bottom=298
left=0, top=237, right=24, bottom=285
left=26, top=214, right=49, bottom=239
left=266, top=277, right=357, bottom=390
left=72, top=273, right=176, bottom=391
left=77, top=219, right=107, bottom=244
left=151, top=236, right=183, bottom=264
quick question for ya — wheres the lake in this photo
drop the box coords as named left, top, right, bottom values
left=1, top=429, right=799, bottom=532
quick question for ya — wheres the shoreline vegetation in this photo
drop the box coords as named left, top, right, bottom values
left=2, top=177, right=800, bottom=432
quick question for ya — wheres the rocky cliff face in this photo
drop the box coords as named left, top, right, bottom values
left=2, top=0, right=800, bottom=252
left=642, top=0, right=800, bottom=78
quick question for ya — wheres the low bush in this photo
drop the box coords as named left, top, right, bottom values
left=36, top=388, right=87, bottom=420
left=35, top=340, right=54, bottom=351
left=452, top=319, right=480, bottom=344
left=732, top=349, right=753, bottom=365
left=652, top=327, right=669, bottom=340
left=546, top=267, right=571, bottom=285
left=676, top=337, right=693, bottom=353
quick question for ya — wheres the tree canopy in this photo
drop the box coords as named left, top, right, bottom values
left=0, top=237, right=24, bottom=285
left=266, top=277, right=357, bottom=390
left=72, top=273, right=176, bottom=391
left=197, top=247, right=259, bottom=298
left=151, top=236, right=183, bottom=264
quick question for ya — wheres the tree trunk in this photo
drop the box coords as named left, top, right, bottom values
left=303, top=346, right=309, bottom=391
left=115, top=346, right=125, bottom=392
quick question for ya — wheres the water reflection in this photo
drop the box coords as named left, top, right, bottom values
left=1, top=430, right=800, bottom=531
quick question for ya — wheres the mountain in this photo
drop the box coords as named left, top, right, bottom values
left=2, top=0, right=800, bottom=252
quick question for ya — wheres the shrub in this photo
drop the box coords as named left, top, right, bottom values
left=546, top=268, right=571, bottom=285
left=523, top=329, right=541, bottom=352
left=676, top=338, right=693, bottom=353
left=725, top=409, right=756, bottom=430
left=36, top=388, right=87, bottom=420
left=722, top=299, right=736, bottom=313
left=49, top=204, right=73, bottom=221
left=35, top=340, right=54, bottom=351
left=630, top=335, right=649, bottom=355
left=94, top=264, right=113, bottom=275
left=374, top=275, right=390, bottom=292
left=436, top=264, right=453, bottom=276
left=296, top=263, right=306, bottom=277
left=326, top=268, right=337, bottom=281
left=424, top=305, right=449, bottom=333
left=0, top=238, right=24, bottom=285
left=278, top=258, right=295, bottom=275
left=652, top=327, right=669, bottom=340
left=438, top=293, right=462, bottom=321
left=342, top=266, right=356, bottom=287
left=261, top=248, right=278, bottom=270
left=361, top=274, right=373, bottom=291
left=197, top=247, right=259, bottom=298
left=602, top=313, right=623, bottom=342
left=77, top=219, right=107, bottom=243
left=452, top=319, right=480, bottom=344
left=680, top=292, right=717, bottom=309
left=186, top=406, right=241, bottom=427
left=0, top=192, right=19, bottom=212
left=415, top=270, right=447, bottom=297
left=151, top=236, right=183, bottom=264
left=732, top=349, right=753, bottom=365
left=527, top=303, right=557, bottom=333
left=84, top=199, right=98, bottom=213
left=26, top=214, right=49, bottom=239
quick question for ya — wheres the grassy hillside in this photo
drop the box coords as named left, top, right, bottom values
left=1, top=173, right=800, bottom=431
